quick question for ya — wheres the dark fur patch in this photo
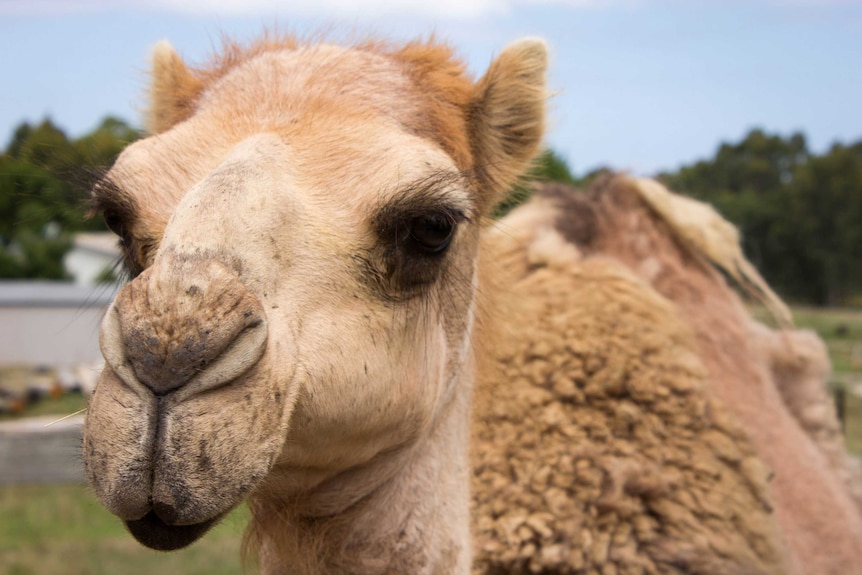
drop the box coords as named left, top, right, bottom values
left=361, top=171, right=473, bottom=302
left=537, top=182, right=598, bottom=249
left=90, top=175, right=151, bottom=277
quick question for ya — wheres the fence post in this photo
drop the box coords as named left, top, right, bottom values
left=834, top=384, right=847, bottom=434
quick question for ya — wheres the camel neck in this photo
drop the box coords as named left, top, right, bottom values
left=250, top=369, right=474, bottom=575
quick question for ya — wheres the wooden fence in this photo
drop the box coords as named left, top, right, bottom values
left=0, top=415, right=84, bottom=484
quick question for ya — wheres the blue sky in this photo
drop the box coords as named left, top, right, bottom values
left=0, top=0, right=860, bottom=175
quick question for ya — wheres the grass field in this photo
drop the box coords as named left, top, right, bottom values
left=791, top=307, right=862, bottom=379
left=0, top=306, right=860, bottom=574
left=0, top=484, right=249, bottom=575
left=790, top=306, right=862, bottom=455
left=0, top=393, right=87, bottom=423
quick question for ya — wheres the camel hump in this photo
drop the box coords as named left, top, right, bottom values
left=630, top=176, right=793, bottom=328
left=534, top=175, right=793, bottom=328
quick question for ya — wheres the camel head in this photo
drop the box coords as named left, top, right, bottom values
left=83, top=36, right=547, bottom=551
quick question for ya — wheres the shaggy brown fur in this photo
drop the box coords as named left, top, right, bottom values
left=750, top=324, right=862, bottom=511
left=582, top=177, right=862, bottom=575
left=470, top=176, right=862, bottom=574
left=473, top=184, right=788, bottom=575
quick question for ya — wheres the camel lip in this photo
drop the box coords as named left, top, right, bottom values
left=124, top=510, right=223, bottom=551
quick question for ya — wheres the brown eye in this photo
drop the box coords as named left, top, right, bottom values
left=409, top=213, right=455, bottom=254
left=103, top=210, right=124, bottom=236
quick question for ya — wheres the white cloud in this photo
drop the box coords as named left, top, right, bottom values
left=0, top=0, right=633, bottom=19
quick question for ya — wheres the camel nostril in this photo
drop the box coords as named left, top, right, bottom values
left=102, top=256, right=269, bottom=398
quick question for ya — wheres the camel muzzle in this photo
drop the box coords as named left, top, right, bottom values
left=84, top=254, right=277, bottom=549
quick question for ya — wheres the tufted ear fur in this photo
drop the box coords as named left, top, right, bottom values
left=469, top=38, right=548, bottom=212
left=146, top=40, right=204, bottom=135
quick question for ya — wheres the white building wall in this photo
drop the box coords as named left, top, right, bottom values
left=64, top=249, right=114, bottom=286
left=0, top=307, right=106, bottom=365
left=64, top=232, right=120, bottom=286
left=0, top=282, right=119, bottom=366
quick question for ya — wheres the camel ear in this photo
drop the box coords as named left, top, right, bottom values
left=469, top=38, right=548, bottom=211
left=146, top=40, right=203, bottom=134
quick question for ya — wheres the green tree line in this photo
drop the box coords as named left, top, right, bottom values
left=656, top=130, right=862, bottom=306
left=510, top=131, right=862, bottom=306
left=0, top=117, right=140, bottom=279
left=1, top=119, right=859, bottom=306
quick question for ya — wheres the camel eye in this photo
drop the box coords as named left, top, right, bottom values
left=367, top=202, right=467, bottom=299
left=103, top=209, right=124, bottom=236
left=408, top=213, right=455, bottom=254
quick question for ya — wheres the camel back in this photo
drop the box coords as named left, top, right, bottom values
left=632, top=178, right=793, bottom=328
left=472, top=175, right=862, bottom=574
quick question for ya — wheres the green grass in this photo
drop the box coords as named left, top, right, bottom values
left=788, top=308, right=862, bottom=404
left=0, top=484, right=250, bottom=575
left=845, top=394, right=862, bottom=456
left=782, top=306, right=862, bottom=382
left=753, top=305, right=862, bottom=455
left=0, top=393, right=88, bottom=423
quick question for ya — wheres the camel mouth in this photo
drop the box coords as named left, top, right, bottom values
left=124, top=511, right=222, bottom=551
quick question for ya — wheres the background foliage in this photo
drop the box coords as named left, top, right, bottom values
left=1, top=119, right=860, bottom=305
left=657, top=130, right=862, bottom=306
left=0, top=118, right=139, bottom=279
left=526, top=130, right=862, bottom=306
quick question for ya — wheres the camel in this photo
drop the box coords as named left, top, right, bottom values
left=472, top=178, right=862, bottom=574
left=81, top=34, right=862, bottom=574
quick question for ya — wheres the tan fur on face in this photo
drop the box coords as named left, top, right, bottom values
left=86, top=34, right=548, bottom=574
left=147, top=41, right=204, bottom=134
left=145, top=34, right=545, bottom=210
left=468, top=39, right=548, bottom=208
